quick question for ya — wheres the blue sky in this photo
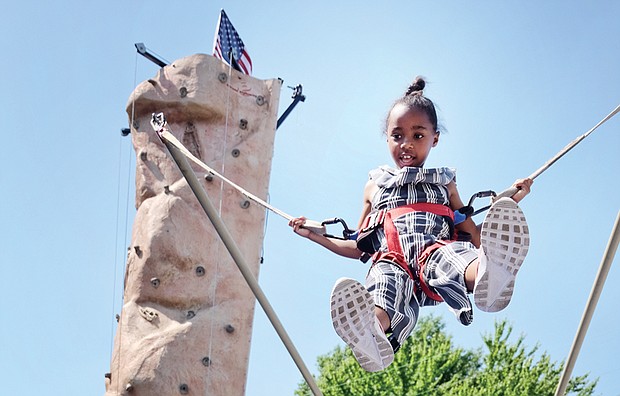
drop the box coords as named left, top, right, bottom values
left=1, top=1, right=619, bottom=395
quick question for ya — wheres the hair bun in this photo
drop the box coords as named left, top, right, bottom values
left=405, top=76, right=426, bottom=96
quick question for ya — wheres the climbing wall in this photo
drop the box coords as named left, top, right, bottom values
left=105, top=54, right=282, bottom=395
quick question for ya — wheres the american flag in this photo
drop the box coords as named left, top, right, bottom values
left=212, top=9, right=253, bottom=75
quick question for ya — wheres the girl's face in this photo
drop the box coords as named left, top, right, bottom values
left=386, top=104, right=439, bottom=168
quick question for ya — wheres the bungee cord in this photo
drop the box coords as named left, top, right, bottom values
left=151, top=113, right=327, bottom=235
left=496, top=103, right=620, bottom=199
left=154, top=118, right=324, bottom=396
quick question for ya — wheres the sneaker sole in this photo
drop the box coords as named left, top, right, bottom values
left=330, top=277, right=394, bottom=372
left=474, top=197, right=529, bottom=312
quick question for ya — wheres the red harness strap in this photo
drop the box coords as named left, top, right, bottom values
left=371, top=203, right=454, bottom=302
left=414, top=240, right=451, bottom=301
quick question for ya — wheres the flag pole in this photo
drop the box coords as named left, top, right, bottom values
left=228, top=48, right=242, bottom=73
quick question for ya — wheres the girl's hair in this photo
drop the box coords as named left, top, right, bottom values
left=384, top=76, right=439, bottom=134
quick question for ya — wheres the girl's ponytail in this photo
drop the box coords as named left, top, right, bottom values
left=404, top=76, right=426, bottom=96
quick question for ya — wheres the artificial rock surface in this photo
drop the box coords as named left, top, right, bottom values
left=105, top=54, right=282, bottom=396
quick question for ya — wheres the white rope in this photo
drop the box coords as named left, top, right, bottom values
left=496, top=104, right=620, bottom=199
left=155, top=124, right=326, bottom=234
left=160, top=128, right=292, bottom=219
left=109, top=49, right=140, bottom=392
left=529, top=104, right=620, bottom=181
left=206, top=60, right=234, bottom=392
left=110, top=130, right=124, bottom=359
left=158, top=130, right=324, bottom=396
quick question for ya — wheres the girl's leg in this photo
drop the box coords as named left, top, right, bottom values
left=423, top=242, right=477, bottom=326
left=375, top=306, right=391, bottom=332
left=464, top=259, right=478, bottom=292
left=366, top=261, right=420, bottom=352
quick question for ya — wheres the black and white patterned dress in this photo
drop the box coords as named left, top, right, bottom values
left=365, top=166, right=478, bottom=351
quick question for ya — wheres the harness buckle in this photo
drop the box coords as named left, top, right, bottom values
left=359, top=209, right=387, bottom=233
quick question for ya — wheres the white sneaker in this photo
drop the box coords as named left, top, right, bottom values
left=330, top=277, right=394, bottom=372
left=474, top=197, right=530, bottom=312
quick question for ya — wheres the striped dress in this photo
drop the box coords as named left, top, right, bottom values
left=369, top=165, right=455, bottom=262
left=365, top=166, right=478, bottom=351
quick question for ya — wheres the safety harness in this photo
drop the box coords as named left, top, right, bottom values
left=357, top=203, right=457, bottom=302
left=320, top=191, right=494, bottom=302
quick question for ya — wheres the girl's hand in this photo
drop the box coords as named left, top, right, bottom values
left=289, top=216, right=313, bottom=238
left=511, top=178, right=533, bottom=203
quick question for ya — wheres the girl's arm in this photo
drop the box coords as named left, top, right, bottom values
left=509, top=178, right=533, bottom=203
left=447, top=181, right=481, bottom=247
left=289, top=216, right=360, bottom=258
left=448, top=178, right=534, bottom=248
left=288, top=180, right=377, bottom=260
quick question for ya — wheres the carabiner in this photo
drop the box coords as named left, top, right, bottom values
left=321, top=217, right=358, bottom=240
left=455, top=190, right=497, bottom=223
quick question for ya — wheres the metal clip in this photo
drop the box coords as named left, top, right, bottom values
left=466, top=190, right=497, bottom=217
left=321, top=218, right=357, bottom=240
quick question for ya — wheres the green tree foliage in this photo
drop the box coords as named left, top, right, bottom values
left=295, top=316, right=597, bottom=396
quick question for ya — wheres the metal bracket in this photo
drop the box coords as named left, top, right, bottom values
left=135, top=42, right=168, bottom=68
left=277, top=84, right=306, bottom=129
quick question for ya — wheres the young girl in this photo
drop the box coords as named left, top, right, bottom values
left=290, top=76, right=532, bottom=372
